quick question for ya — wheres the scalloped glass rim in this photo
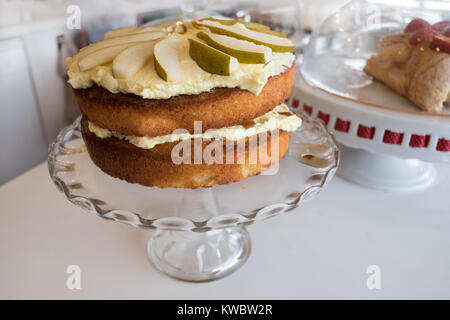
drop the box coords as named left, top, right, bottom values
left=48, top=112, right=339, bottom=231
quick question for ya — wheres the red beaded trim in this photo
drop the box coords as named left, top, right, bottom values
left=409, top=134, right=430, bottom=148
left=437, top=138, right=450, bottom=152
left=290, top=100, right=450, bottom=152
left=317, top=111, right=330, bottom=125
left=335, top=118, right=351, bottom=132
left=303, top=104, right=313, bottom=115
left=383, top=130, right=404, bottom=145
left=357, top=125, right=376, bottom=140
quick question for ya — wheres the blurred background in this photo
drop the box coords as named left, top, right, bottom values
left=0, top=0, right=449, bottom=185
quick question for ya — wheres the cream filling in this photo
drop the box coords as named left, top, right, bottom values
left=67, top=27, right=295, bottom=99
left=88, top=104, right=302, bottom=150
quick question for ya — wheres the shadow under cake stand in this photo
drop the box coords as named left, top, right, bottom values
left=48, top=113, right=338, bottom=282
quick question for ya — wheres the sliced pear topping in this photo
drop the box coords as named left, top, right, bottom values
left=154, top=37, right=182, bottom=81
left=79, top=43, right=134, bottom=71
left=251, top=28, right=287, bottom=38
left=138, top=26, right=167, bottom=33
left=113, top=42, right=156, bottom=79
left=188, top=38, right=239, bottom=76
left=200, top=17, right=270, bottom=31
left=104, top=27, right=140, bottom=39
left=199, top=18, right=286, bottom=37
left=105, top=26, right=167, bottom=39
left=74, top=31, right=166, bottom=62
left=196, top=31, right=271, bottom=64
left=194, top=20, right=294, bottom=52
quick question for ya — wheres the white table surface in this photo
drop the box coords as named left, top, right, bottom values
left=1, top=161, right=449, bottom=299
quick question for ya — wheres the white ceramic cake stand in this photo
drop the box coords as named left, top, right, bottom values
left=48, top=113, right=338, bottom=282
left=291, top=1, right=450, bottom=192
left=291, top=73, right=450, bottom=192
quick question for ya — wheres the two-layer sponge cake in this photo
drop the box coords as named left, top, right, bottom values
left=67, top=18, right=302, bottom=188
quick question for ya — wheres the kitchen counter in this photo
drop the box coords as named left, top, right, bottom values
left=1, top=161, right=449, bottom=299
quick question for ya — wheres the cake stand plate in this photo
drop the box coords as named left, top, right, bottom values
left=48, top=114, right=338, bottom=282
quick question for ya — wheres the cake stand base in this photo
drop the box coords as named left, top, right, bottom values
left=337, top=144, right=436, bottom=192
left=147, top=226, right=251, bottom=282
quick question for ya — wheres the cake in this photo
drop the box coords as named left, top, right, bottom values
left=364, top=18, right=450, bottom=112
left=66, top=18, right=302, bottom=188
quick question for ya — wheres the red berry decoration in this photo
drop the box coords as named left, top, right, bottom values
left=443, top=26, right=450, bottom=37
left=430, top=34, right=450, bottom=54
left=409, top=29, right=434, bottom=45
left=404, top=18, right=431, bottom=33
left=432, top=21, right=450, bottom=33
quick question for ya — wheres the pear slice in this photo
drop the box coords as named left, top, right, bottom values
left=249, top=28, right=287, bottom=38
left=188, top=38, right=239, bottom=76
left=196, top=31, right=271, bottom=64
left=200, top=17, right=270, bottom=30
left=112, top=42, right=156, bottom=79
left=104, top=27, right=140, bottom=39
left=200, top=18, right=286, bottom=38
left=105, top=26, right=167, bottom=39
left=75, top=31, right=166, bottom=62
left=79, top=43, right=134, bottom=71
left=194, top=20, right=294, bottom=52
left=136, top=26, right=166, bottom=33
left=154, top=37, right=182, bottom=81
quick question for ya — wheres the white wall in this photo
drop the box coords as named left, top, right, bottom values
left=24, top=29, right=68, bottom=142
left=0, top=38, right=48, bottom=184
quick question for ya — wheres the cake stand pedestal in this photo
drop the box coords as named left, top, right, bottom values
left=337, top=144, right=436, bottom=192
left=48, top=114, right=338, bottom=282
left=148, top=227, right=250, bottom=282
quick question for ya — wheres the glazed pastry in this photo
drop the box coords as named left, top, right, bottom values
left=365, top=19, right=450, bottom=112
left=66, top=18, right=302, bottom=188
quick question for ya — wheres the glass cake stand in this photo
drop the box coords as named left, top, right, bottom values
left=48, top=112, right=339, bottom=282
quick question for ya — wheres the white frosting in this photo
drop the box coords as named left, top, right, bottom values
left=67, top=26, right=295, bottom=99
left=88, top=104, right=302, bottom=149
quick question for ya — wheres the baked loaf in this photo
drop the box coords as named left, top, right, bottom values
left=67, top=18, right=302, bottom=188
left=364, top=19, right=450, bottom=112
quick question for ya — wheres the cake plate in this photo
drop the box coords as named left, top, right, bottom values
left=48, top=112, right=338, bottom=282
left=291, top=0, right=450, bottom=192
